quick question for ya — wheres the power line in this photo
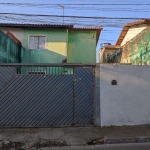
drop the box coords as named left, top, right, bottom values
left=0, top=3, right=150, bottom=6
left=0, top=12, right=147, bottom=20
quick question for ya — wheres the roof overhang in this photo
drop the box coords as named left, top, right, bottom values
left=103, top=45, right=121, bottom=49
left=99, top=45, right=121, bottom=53
left=0, top=23, right=102, bottom=45
left=0, top=23, right=74, bottom=29
left=6, top=31, right=22, bottom=46
left=116, top=19, right=150, bottom=46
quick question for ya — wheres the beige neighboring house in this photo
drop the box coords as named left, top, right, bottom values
left=99, top=45, right=121, bottom=63
left=116, top=19, right=150, bottom=47
left=115, top=19, right=150, bottom=64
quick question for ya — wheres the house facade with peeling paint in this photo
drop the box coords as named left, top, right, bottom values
left=0, top=23, right=102, bottom=64
left=106, top=19, right=150, bottom=65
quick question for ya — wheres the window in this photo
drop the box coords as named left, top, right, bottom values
left=29, top=36, right=46, bottom=50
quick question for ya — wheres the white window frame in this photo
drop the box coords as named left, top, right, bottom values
left=28, top=35, right=47, bottom=50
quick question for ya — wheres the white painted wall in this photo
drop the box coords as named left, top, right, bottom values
left=121, top=24, right=147, bottom=46
left=0, top=27, right=24, bottom=42
left=99, top=64, right=150, bottom=126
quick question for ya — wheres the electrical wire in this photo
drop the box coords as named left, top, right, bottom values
left=0, top=1, right=149, bottom=45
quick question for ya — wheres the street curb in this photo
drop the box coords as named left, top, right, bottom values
left=105, top=137, right=150, bottom=144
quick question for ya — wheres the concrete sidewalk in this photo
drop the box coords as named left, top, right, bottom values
left=1, top=125, right=150, bottom=149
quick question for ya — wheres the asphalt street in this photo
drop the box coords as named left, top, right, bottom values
left=46, top=143, right=150, bottom=150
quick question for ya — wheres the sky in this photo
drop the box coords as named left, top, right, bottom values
left=0, top=0, right=150, bottom=61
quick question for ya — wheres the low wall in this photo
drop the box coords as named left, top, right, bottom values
left=99, top=64, right=150, bottom=126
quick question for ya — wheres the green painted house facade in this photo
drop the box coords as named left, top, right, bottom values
left=107, top=20, right=150, bottom=65
left=108, top=27, right=150, bottom=65
left=0, top=30, right=21, bottom=63
left=0, top=24, right=101, bottom=64
left=120, top=27, right=150, bottom=65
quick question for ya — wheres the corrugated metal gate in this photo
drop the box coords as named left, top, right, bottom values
left=0, top=64, right=95, bottom=127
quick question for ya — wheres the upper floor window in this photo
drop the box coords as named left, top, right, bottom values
left=29, top=36, right=46, bottom=50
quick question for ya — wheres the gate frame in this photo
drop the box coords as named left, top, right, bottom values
left=0, top=63, right=97, bottom=127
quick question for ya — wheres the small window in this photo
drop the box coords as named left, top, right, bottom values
left=111, top=80, right=117, bottom=85
left=29, top=36, right=46, bottom=50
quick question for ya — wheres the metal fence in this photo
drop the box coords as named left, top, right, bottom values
left=0, top=63, right=95, bottom=127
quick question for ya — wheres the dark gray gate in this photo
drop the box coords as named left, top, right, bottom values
left=0, top=64, right=95, bottom=127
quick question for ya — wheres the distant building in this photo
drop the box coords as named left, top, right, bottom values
left=98, top=43, right=120, bottom=63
